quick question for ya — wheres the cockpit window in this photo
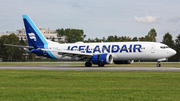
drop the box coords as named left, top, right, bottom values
left=160, top=46, right=169, bottom=49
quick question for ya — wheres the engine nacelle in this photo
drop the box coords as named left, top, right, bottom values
left=113, top=60, right=134, bottom=64
left=91, top=54, right=113, bottom=64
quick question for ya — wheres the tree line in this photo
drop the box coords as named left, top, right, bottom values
left=83, top=29, right=157, bottom=42
left=0, top=34, right=34, bottom=61
left=56, top=28, right=86, bottom=43
left=0, top=28, right=179, bottom=62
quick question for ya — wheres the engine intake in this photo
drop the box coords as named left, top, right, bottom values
left=91, top=54, right=113, bottom=64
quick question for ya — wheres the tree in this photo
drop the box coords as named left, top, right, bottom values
left=174, top=34, right=180, bottom=61
left=132, top=37, right=138, bottom=41
left=119, top=36, right=132, bottom=41
left=56, top=28, right=86, bottom=43
left=19, top=38, right=25, bottom=45
left=106, top=36, right=115, bottom=42
left=114, top=35, right=119, bottom=42
left=95, top=37, right=101, bottom=42
left=162, top=32, right=175, bottom=61
left=148, top=28, right=157, bottom=42
left=0, top=33, right=24, bottom=61
left=162, top=33, right=174, bottom=47
left=144, top=35, right=153, bottom=41
left=56, top=28, right=64, bottom=37
left=139, top=37, right=145, bottom=41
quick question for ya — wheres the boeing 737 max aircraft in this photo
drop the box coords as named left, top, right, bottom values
left=5, top=15, right=176, bottom=67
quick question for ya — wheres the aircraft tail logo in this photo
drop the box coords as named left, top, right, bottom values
left=28, top=33, right=36, bottom=41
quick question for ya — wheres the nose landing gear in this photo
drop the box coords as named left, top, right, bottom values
left=157, top=62, right=161, bottom=67
left=157, top=58, right=167, bottom=67
left=157, top=61, right=161, bottom=67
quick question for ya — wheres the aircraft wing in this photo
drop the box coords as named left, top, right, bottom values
left=41, top=49, right=93, bottom=60
left=4, top=44, right=34, bottom=49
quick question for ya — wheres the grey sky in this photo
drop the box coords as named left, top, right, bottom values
left=0, top=0, right=180, bottom=42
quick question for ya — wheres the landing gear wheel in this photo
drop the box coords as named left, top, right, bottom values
left=157, top=61, right=161, bottom=67
left=98, top=64, right=104, bottom=67
left=157, top=63, right=161, bottom=67
left=85, top=62, right=92, bottom=67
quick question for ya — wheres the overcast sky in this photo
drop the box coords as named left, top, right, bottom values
left=0, top=0, right=180, bottom=42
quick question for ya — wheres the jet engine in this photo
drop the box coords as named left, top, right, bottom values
left=91, top=54, right=113, bottom=64
left=113, top=60, right=134, bottom=64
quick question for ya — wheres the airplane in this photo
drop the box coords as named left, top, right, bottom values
left=5, top=15, right=177, bottom=67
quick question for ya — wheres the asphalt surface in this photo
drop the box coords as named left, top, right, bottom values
left=0, top=66, right=180, bottom=71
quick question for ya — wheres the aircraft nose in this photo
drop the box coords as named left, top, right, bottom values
left=169, top=48, right=176, bottom=56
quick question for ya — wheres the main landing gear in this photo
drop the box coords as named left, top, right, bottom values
left=98, top=64, right=104, bottom=67
left=85, top=61, right=105, bottom=67
left=85, top=61, right=92, bottom=67
left=157, top=61, right=161, bottom=67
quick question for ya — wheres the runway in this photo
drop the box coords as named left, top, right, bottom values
left=0, top=66, right=180, bottom=71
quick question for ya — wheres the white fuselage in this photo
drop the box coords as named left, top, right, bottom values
left=46, top=41, right=176, bottom=61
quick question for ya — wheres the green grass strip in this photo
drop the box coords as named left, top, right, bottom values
left=0, top=70, right=180, bottom=101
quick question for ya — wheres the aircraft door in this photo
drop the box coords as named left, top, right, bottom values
left=151, top=44, right=155, bottom=53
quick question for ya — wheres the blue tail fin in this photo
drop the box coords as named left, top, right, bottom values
left=22, top=15, right=47, bottom=48
left=22, top=15, right=57, bottom=59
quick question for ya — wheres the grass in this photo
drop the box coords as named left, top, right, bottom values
left=0, top=62, right=84, bottom=66
left=0, top=62, right=179, bottom=67
left=0, top=70, right=180, bottom=101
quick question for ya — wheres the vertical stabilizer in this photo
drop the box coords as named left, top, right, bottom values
left=22, top=15, right=57, bottom=59
left=22, top=15, right=47, bottom=48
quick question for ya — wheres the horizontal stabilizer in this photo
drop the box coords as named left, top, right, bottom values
left=4, top=44, right=34, bottom=49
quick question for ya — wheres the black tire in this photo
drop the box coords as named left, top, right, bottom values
left=98, top=64, right=104, bottom=67
left=157, top=64, right=161, bottom=67
left=85, top=62, right=92, bottom=67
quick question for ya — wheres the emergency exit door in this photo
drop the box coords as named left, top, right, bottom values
left=151, top=44, right=155, bottom=53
